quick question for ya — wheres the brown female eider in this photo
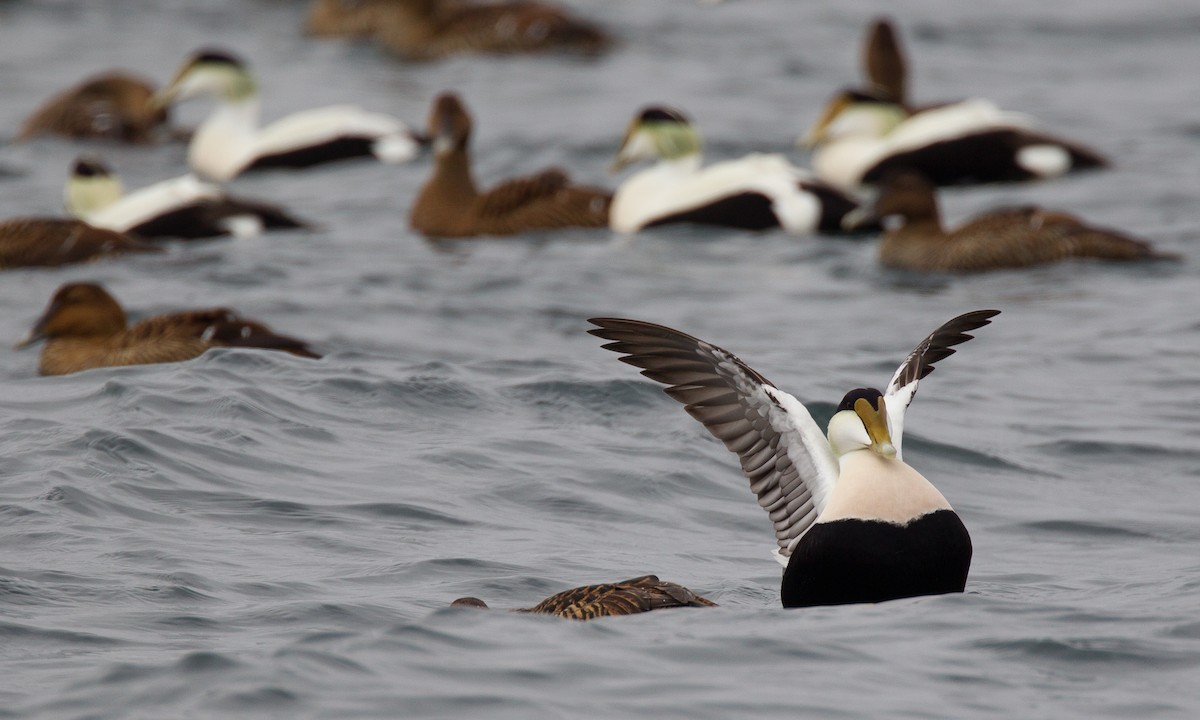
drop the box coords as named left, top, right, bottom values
left=19, top=72, right=169, bottom=144
left=65, top=157, right=309, bottom=241
left=16, top=282, right=320, bottom=376
left=590, top=311, right=999, bottom=608
left=0, top=218, right=160, bottom=270
left=410, top=92, right=610, bottom=238
left=871, top=172, right=1176, bottom=272
left=451, top=575, right=716, bottom=620
left=306, top=0, right=610, bottom=60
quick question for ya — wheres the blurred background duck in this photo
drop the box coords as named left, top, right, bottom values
left=18, top=71, right=170, bottom=144
left=410, top=92, right=610, bottom=238
left=152, top=49, right=423, bottom=181
left=305, top=0, right=609, bottom=61
left=801, top=18, right=1107, bottom=189
left=611, top=106, right=869, bottom=235
left=867, top=172, right=1176, bottom=272
left=16, top=282, right=320, bottom=376
left=64, top=156, right=309, bottom=241
left=0, top=217, right=159, bottom=270
left=451, top=575, right=715, bottom=620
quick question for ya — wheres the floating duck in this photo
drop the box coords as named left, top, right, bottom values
left=590, top=311, right=999, bottom=608
left=611, top=106, right=869, bottom=235
left=868, top=172, right=1176, bottom=272
left=451, top=575, right=716, bottom=620
left=0, top=218, right=159, bottom=270
left=16, top=282, right=320, bottom=376
left=305, top=0, right=610, bottom=61
left=64, top=157, right=309, bottom=241
left=410, top=92, right=610, bottom=238
left=801, top=19, right=1107, bottom=188
left=18, top=72, right=169, bottom=144
left=152, top=49, right=422, bottom=181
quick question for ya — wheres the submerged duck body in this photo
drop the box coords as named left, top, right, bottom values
left=873, top=172, right=1174, bottom=272
left=154, top=50, right=421, bottom=181
left=17, top=282, right=320, bottom=376
left=410, top=93, right=610, bottom=238
left=65, top=157, right=308, bottom=240
left=0, top=218, right=159, bottom=270
left=19, top=72, right=169, bottom=144
left=451, top=575, right=716, bottom=620
left=306, top=0, right=610, bottom=60
left=611, top=107, right=868, bottom=235
left=590, top=311, right=999, bottom=608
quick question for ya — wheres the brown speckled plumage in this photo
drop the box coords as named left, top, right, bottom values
left=451, top=575, right=716, bottom=620
left=19, top=283, right=320, bottom=376
left=410, top=93, right=610, bottom=238
left=306, top=0, right=609, bottom=60
left=0, top=218, right=160, bottom=270
left=19, top=73, right=169, bottom=143
left=874, top=173, right=1176, bottom=272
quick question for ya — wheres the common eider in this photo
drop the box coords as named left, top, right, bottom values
left=870, top=171, right=1176, bottom=272
left=611, top=106, right=869, bottom=235
left=0, top=218, right=160, bottom=270
left=16, top=282, right=320, bottom=376
left=64, top=157, right=309, bottom=241
left=589, top=311, right=1000, bottom=608
left=451, top=575, right=716, bottom=620
left=152, top=49, right=422, bottom=181
left=18, top=72, right=169, bottom=144
left=410, top=92, right=610, bottom=238
left=802, top=19, right=1106, bottom=188
left=305, top=0, right=610, bottom=60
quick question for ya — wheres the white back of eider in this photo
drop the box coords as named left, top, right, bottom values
left=817, top=450, right=951, bottom=525
left=255, top=105, right=418, bottom=163
left=86, top=174, right=222, bottom=232
left=611, top=153, right=821, bottom=234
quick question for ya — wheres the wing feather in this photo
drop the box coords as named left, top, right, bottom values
left=589, top=318, right=839, bottom=559
left=884, top=309, right=1000, bottom=457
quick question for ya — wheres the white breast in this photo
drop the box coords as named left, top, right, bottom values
left=817, top=450, right=952, bottom=525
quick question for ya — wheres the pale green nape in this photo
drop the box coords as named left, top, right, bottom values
left=644, top=119, right=702, bottom=160
left=200, top=62, right=259, bottom=102
left=64, top=173, right=124, bottom=217
left=863, top=101, right=907, bottom=136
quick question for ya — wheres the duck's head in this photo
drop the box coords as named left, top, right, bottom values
left=152, top=49, right=256, bottom=108
left=427, top=92, right=472, bottom=157
left=827, top=388, right=896, bottom=458
left=15, top=283, right=128, bottom=349
left=799, top=89, right=906, bottom=148
left=611, top=106, right=700, bottom=171
left=870, top=171, right=939, bottom=223
left=63, top=156, right=123, bottom=218
left=862, top=17, right=908, bottom=105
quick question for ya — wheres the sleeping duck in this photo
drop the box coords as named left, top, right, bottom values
left=0, top=217, right=159, bottom=270
left=152, top=49, right=423, bottom=181
left=410, top=92, right=610, bottom=238
left=16, top=282, right=320, bottom=376
left=64, top=156, right=309, bottom=240
left=610, top=106, right=867, bottom=235
left=305, top=0, right=610, bottom=60
left=451, top=575, right=716, bottom=620
left=19, top=72, right=169, bottom=144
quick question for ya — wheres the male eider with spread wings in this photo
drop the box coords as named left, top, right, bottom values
left=65, top=157, right=309, bottom=241
left=152, top=49, right=423, bottom=181
left=410, top=92, right=610, bottom=238
left=610, top=106, right=869, bottom=235
left=589, top=310, right=999, bottom=608
left=801, top=18, right=1106, bottom=188
left=451, top=575, right=716, bottom=620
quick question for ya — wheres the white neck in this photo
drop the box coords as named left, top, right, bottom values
left=189, top=97, right=261, bottom=181
left=817, top=450, right=951, bottom=525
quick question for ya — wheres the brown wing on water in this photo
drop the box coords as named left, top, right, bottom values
left=130, top=309, right=321, bottom=358
left=0, top=218, right=160, bottom=270
left=520, top=575, right=716, bottom=620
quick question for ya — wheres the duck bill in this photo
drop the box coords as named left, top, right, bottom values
left=148, top=83, right=178, bottom=111
left=609, top=120, right=641, bottom=173
left=798, top=94, right=848, bottom=149
left=853, top=396, right=896, bottom=457
left=14, top=299, right=61, bottom=349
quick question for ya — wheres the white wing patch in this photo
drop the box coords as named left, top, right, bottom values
left=86, top=174, right=222, bottom=232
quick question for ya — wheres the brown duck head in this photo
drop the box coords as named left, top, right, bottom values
left=863, top=17, right=908, bottom=106
left=16, top=283, right=128, bottom=348
left=871, top=171, right=941, bottom=226
left=428, top=92, right=473, bottom=157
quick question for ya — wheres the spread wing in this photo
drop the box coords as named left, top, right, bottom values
left=884, top=309, right=1000, bottom=458
left=588, top=318, right=839, bottom=562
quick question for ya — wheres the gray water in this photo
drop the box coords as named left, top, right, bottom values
left=2, top=1, right=1199, bottom=718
